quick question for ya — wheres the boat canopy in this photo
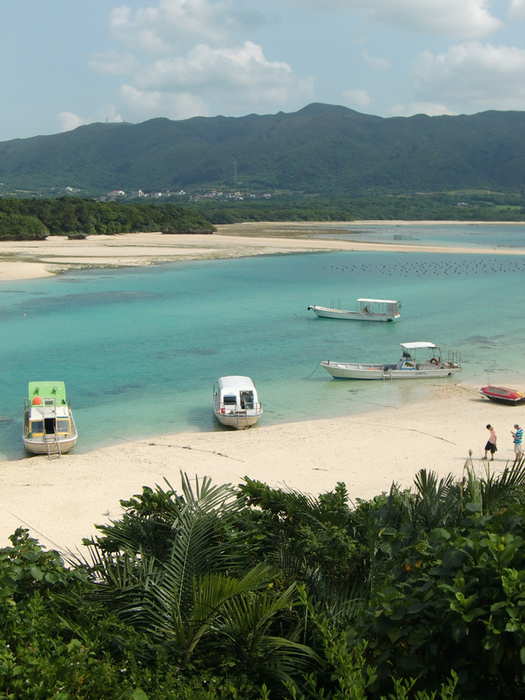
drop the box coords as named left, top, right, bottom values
left=217, top=376, right=257, bottom=393
left=358, top=298, right=399, bottom=304
left=400, top=342, right=437, bottom=350
left=28, top=381, right=67, bottom=404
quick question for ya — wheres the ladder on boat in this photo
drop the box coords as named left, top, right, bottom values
left=236, top=409, right=249, bottom=429
left=44, top=431, right=62, bottom=459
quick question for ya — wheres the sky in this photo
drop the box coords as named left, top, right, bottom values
left=1, top=0, right=525, bottom=142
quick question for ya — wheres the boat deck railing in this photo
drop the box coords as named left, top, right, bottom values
left=219, top=401, right=263, bottom=415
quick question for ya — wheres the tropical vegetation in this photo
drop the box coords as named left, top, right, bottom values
left=3, top=460, right=525, bottom=699
left=190, top=191, right=525, bottom=224
left=1, top=190, right=524, bottom=240
left=0, top=197, right=214, bottom=240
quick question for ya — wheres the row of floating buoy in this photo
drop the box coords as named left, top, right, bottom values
left=322, top=259, right=525, bottom=277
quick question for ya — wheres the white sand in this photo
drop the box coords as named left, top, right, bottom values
left=1, top=222, right=524, bottom=554
left=1, top=384, right=522, bottom=554
left=2, top=223, right=525, bottom=282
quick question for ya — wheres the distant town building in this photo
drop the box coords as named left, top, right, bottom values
left=131, top=190, right=145, bottom=198
left=107, top=190, right=126, bottom=200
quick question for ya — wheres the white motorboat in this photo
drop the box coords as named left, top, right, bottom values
left=320, top=342, right=461, bottom=380
left=23, top=381, right=78, bottom=456
left=308, top=298, right=401, bottom=322
left=213, top=376, right=263, bottom=429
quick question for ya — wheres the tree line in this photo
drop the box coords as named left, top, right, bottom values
left=3, top=462, right=525, bottom=699
left=190, top=192, right=525, bottom=224
left=0, top=197, right=215, bottom=240
left=1, top=192, right=524, bottom=241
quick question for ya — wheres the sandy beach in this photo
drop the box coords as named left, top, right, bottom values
left=1, top=383, right=522, bottom=554
left=2, top=221, right=525, bottom=282
left=1, top=222, right=524, bottom=554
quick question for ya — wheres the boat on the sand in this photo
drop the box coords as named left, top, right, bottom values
left=479, top=386, right=525, bottom=405
left=23, top=381, right=78, bottom=456
left=213, top=376, right=263, bottom=429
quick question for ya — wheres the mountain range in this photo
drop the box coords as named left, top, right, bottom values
left=1, top=103, right=524, bottom=196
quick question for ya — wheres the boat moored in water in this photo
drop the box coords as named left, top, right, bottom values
left=23, top=381, right=78, bottom=456
left=213, top=376, right=263, bottom=429
left=320, top=342, right=461, bottom=380
left=479, top=386, right=525, bottom=405
left=308, top=298, right=401, bottom=322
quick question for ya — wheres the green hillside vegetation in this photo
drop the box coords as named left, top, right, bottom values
left=0, top=197, right=215, bottom=240
left=1, top=104, right=525, bottom=196
left=190, top=191, right=525, bottom=224
left=3, top=464, right=525, bottom=699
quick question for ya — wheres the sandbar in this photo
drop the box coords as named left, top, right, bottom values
left=2, top=221, right=525, bottom=283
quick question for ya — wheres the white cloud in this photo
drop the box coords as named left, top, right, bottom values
left=508, top=0, right=525, bottom=19
left=109, top=0, right=240, bottom=52
left=361, top=49, right=391, bottom=71
left=412, top=42, right=525, bottom=112
left=360, top=0, right=501, bottom=39
left=57, top=112, right=86, bottom=132
left=278, top=0, right=501, bottom=39
left=127, top=41, right=314, bottom=112
left=88, top=50, right=137, bottom=75
left=390, top=102, right=456, bottom=116
left=120, top=84, right=208, bottom=120
left=88, top=2, right=314, bottom=123
left=341, top=88, right=372, bottom=110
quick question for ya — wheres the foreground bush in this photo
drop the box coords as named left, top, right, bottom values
left=2, top=462, right=525, bottom=698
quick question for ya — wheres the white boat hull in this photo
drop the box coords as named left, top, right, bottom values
left=214, top=410, right=261, bottom=429
left=321, top=361, right=461, bottom=380
left=23, top=434, right=77, bottom=454
left=308, top=306, right=399, bottom=322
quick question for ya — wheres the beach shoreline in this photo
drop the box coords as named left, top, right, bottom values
left=2, top=222, right=525, bottom=553
left=2, top=221, right=525, bottom=283
left=1, top=382, right=523, bottom=553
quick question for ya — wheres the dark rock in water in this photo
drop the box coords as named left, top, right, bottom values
left=67, top=232, right=88, bottom=240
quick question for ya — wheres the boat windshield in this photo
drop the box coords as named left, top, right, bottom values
left=30, top=420, right=44, bottom=434
left=57, top=419, right=71, bottom=433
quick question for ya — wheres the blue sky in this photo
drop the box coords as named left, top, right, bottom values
left=1, top=0, right=525, bottom=142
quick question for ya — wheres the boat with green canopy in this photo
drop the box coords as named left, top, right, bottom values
left=23, top=381, right=78, bottom=457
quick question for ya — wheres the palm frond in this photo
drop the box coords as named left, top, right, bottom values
left=480, top=458, right=525, bottom=513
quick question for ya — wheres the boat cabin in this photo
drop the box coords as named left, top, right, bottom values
left=24, top=382, right=72, bottom=437
left=214, top=376, right=259, bottom=413
left=395, top=342, right=461, bottom=370
left=357, top=298, right=400, bottom=317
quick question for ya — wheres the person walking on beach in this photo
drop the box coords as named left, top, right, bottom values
left=484, top=424, right=497, bottom=460
left=512, top=423, right=523, bottom=461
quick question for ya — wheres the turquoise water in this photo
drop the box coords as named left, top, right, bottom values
left=313, top=223, right=525, bottom=249
left=1, top=244, right=525, bottom=459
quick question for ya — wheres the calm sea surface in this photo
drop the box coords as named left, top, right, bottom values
left=1, top=224, right=525, bottom=459
left=311, top=222, right=525, bottom=249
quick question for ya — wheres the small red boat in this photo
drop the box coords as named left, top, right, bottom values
left=479, top=386, right=525, bottom=405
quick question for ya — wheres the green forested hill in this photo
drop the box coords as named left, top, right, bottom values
left=1, top=103, right=525, bottom=196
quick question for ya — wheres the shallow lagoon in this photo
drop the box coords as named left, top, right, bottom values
left=312, top=222, right=525, bottom=249
left=1, top=241, right=525, bottom=459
